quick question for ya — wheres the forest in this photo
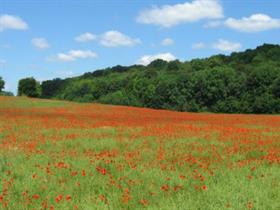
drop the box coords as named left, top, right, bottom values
left=16, top=43, right=280, bottom=114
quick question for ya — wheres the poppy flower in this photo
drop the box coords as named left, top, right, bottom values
left=139, top=199, right=149, bottom=206
left=66, top=195, right=71, bottom=201
left=201, top=185, right=208, bottom=191
left=32, top=194, right=40, bottom=200
left=55, top=194, right=63, bottom=203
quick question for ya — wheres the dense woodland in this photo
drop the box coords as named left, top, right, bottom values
left=14, top=44, right=280, bottom=113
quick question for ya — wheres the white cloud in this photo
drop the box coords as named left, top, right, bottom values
left=49, top=50, right=98, bottom=62
left=137, top=52, right=176, bottom=66
left=225, top=14, right=280, bottom=33
left=100, top=30, right=140, bottom=47
left=192, top=42, right=206, bottom=49
left=0, top=14, right=28, bottom=31
left=137, top=0, right=223, bottom=27
left=75, top=33, right=97, bottom=42
left=213, top=39, right=241, bottom=52
left=31, top=38, right=50, bottom=49
left=161, top=38, right=174, bottom=46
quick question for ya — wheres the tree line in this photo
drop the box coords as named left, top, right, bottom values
left=0, top=77, right=13, bottom=96
left=15, top=43, right=280, bottom=114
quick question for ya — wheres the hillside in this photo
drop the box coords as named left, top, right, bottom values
left=0, top=96, right=280, bottom=209
left=39, top=43, right=280, bottom=114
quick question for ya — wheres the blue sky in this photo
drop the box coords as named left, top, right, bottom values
left=0, top=0, right=280, bottom=94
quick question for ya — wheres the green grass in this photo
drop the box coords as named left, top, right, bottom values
left=0, top=96, right=279, bottom=209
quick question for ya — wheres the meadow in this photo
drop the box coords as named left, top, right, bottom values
left=0, top=96, right=279, bottom=210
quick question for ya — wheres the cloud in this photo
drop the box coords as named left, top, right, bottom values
left=137, top=0, right=223, bottom=27
left=0, top=14, right=28, bottom=31
left=137, top=52, right=176, bottom=65
left=31, top=38, right=50, bottom=49
left=49, top=50, right=98, bottom=62
left=100, top=30, right=140, bottom=47
left=213, top=39, right=241, bottom=52
left=161, top=38, right=174, bottom=46
left=192, top=42, right=206, bottom=49
left=225, top=14, right=280, bottom=33
left=75, top=33, right=97, bottom=42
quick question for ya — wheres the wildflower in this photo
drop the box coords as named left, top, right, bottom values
left=3, top=201, right=8, bottom=208
left=179, top=175, right=186, bottom=180
left=173, top=185, right=183, bottom=192
left=139, top=199, right=149, bottom=206
left=57, top=162, right=65, bottom=168
left=32, top=194, right=40, bottom=200
left=82, top=169, right=86, bottom=177
left=121, top=194, right=131, bottom=204
left=101, top=168, right=107, bottom=175
left=41, top=200, right=48, bottom=209
left=66, top=195, right=71, bottom=201
left=71, top=171, right=78, bottom=177
left=123, top=188, right=129, bottom=193
left=160, top=184, right=169, bottom=192
left=201, top=185, right=208, bottom=191
left=99, top=194, right=106, bottom=203
left=55, top=194, right=63, bottom=203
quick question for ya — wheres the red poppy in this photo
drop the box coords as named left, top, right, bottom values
left=55, top=194, right=63, bottom=203
left=32, top=194, right=40, bottom=200
left=66, top=195, right=71, bottom=201
left=160, top=184, right=169, bottom=192
left=201, top=185, right=208, bottom=191
left=101, top=168, right=107, bottom=175
left=139, top=199, right=149, bottom=206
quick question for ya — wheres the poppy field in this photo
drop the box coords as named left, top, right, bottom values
left=0, top=96, right=279, bottom=210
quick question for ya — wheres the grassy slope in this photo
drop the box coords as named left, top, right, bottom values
left=0, top=96, right=279, bottom=210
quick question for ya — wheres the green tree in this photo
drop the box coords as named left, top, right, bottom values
left=252, top=93, right=278, bottom=114
left=0, top=76, right=4, bottom=92
left=33, top=43, right=280, bottom=114
left=99, top=90, right=130, bottom=105
left=272, top=76, right=280, bottom=98
left=18, top=77, right=40, bottom=97
left=41, top=78, right=64, bottom=98
left=148, top=59, right=168, bottom=70
left=167, top=60, right=180, bottom=71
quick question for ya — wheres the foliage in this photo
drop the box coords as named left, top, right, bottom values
left=0, top=76, right=4, bottom=92
left=41, top=78, right=64, bottom=98
left=0, top=91, right=14, bottom=96
left=18, top=77, right=41, bottom=97
left=31, top=43, right=280, bottom=113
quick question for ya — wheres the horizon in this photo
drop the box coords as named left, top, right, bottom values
left=1, top=0, right=280, bottom=94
